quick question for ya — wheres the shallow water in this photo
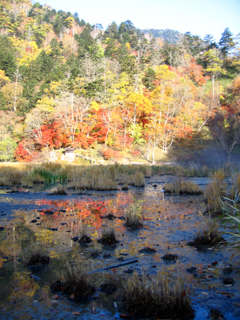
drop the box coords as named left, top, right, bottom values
left=0, top=179, right=240, bottom=319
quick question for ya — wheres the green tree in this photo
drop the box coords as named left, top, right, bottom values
left=104, top=21, right=119, bottom=40
left=219, top=28, right=235, bottom=57
left=0, top=36, right=17, bottom=79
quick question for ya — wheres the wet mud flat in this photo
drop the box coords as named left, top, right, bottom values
left=0, top=176, right=239, bottom=319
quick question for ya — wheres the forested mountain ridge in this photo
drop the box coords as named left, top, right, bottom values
left=0, top=0, right=239, bottom=164
left=142, top=29, right=182, bottom=44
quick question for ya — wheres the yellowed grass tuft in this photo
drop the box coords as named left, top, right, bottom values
left=124, top=271, right=194, bottom=319
left=204, top=170, right=226, bottom=213
left=164, top=178, right=202, bottom=195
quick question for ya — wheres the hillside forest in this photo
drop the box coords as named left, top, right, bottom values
left=0, top=0, right=240, bottom=165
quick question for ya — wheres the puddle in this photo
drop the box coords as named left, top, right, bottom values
left=0, top=181, right=239, bottom=319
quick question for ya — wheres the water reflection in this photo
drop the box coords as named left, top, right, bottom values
left=0, top=190, right=239, bottom=319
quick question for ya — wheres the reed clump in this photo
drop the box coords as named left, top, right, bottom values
left=23, top=244, right=50, bottom=267
left=164, top=178, right=202, bottom=195
left=78, top=226, right=92, bottom=244
left=125, top=201, right=143, bottom=228
left=51, top=263, right=95, bottom=301
left=204, top=170, right=227, bottom=213
left=124, top=271, right=194, bottom=319
left=98, top=227, right=118, bottom=245
left=188, top=221, right=224, bottom=246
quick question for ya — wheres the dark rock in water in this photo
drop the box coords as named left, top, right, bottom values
left=121, top=185, right=129, bottom=191
left=139, top=247, right=156, bottom=254
left=103, top=253, right=111, bottom=259
left=47, top=228, right=58, bottom=231
left=31, top=219, right=37, bottom=223
left=90, top=251, right=100, bottom=258
left=152, top=184, right=158, bottom=188
left=100, top=283, right=117, bottom=294
left=78, top=235, right=92, bottom=244
left=124, top=267, right=134, bottom=274
left=100, top=213, right=116, bottom=220
left=27, top=253, right=50, bottom=266
left=223, top=267, right=233, bottom=275
left=71, top=236, right=79, bottom=242
left=0, top=227, right=5, bottom=231
left=51, top=280, right=63, bottom=292
left=210, top=308, right=224, bottom=320
left=44, top=210, right=55, bottom=215
left=186, top=266, right=197, bottom=273
left=162, top=254, right=179, bottom=261
left=223, top=277, right=234, bottom=285
left=117, top=257, right=125, bottom=262
left=97, top=234, right=119, bottom=246
left=7, top=189, right=20, bottom=193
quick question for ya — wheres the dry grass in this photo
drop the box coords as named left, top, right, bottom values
left=0, top=162, right=215, bottom=191
left=51, top=262, right=95, bottom=301
left=204, top=170, right=227, bottom=213
left=152, top=164, right=211, bottom=177
left=134, top=172, right=145, bottom=187
left=0, top=165, right=25, bottom=186
left=124, top=271, right=194, bottom=319
left=48, top=185, right=68, bottom=195
left=164, top=178, right=203, bottom=195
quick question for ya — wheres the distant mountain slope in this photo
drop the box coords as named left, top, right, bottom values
left=142, top=29, right=182, bottom=44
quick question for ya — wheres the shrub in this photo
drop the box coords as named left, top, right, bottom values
left=102, top=148, right=121, bottom=160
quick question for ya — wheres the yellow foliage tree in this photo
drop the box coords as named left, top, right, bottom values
left=0, top=70, right=10, bottom=88
left=2, top=82, right=23, bottom=112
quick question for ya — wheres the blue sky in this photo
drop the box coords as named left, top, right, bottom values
left=38, top=0, right=240, bottom=41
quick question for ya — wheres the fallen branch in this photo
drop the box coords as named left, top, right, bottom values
left=87, top=259, right=138, bottom=274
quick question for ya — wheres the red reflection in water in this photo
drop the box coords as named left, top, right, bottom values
left=34, top=194, right=134, bottom=232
